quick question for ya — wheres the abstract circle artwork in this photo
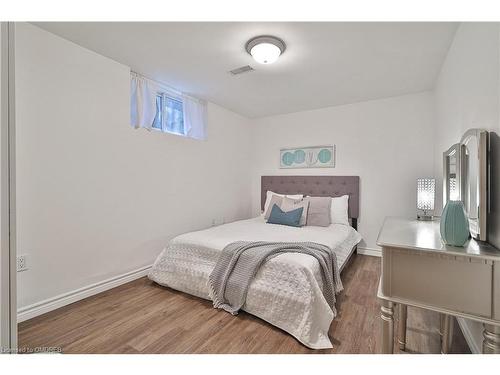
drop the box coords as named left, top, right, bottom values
left=282, top=152, right=295, bottom=166
left=294, top=149, right=306, bottom=164
left=317, top=148, right=332, bottom=163
left=279, top=146, right=335, bottom=169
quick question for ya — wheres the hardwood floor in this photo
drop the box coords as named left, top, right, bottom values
left=18, top=254, right=470, bottom=354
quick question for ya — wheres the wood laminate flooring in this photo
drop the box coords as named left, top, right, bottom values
left=18, top=254, right=470, bottom=354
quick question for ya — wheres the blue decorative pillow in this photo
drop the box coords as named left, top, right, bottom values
left=266, top=204, right=304, bottom=227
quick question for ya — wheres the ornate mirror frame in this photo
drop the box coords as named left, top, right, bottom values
left=443, top=143, right=461, bottom=205
left=459, top=129, right=489, bottom=241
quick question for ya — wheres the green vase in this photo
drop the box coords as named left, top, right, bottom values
left=440, top=201, right=470, bottom=247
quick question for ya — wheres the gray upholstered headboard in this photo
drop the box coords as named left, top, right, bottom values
left=261, top=175, right=360, bottom=227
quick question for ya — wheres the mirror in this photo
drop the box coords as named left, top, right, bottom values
left=443, top=143, right=461, bottom=203
left=460, top=129, right=489, bottom=241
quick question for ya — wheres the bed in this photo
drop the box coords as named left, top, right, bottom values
left=149, top=176, right=361, bottom=349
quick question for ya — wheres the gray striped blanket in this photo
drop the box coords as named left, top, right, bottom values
left=208, top=241, right=343, bottom=316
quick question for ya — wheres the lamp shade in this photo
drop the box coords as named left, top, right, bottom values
left=417, top=178, right=435, bottom=212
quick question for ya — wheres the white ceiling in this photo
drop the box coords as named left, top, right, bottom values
left=34, top=22, right=458, bottom=118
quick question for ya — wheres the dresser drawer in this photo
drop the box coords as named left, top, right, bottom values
left=381, top=247, right=493, bottom=318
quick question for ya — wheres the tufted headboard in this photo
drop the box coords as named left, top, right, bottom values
left=261, top=175, right=360, bottom=229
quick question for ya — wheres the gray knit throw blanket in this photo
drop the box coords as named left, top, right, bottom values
left=208, top=241, right=343, bottom=316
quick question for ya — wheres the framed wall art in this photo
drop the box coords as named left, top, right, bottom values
left=280, top=145, right=335, bottom=169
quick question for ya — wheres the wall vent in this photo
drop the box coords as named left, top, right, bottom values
left=229, top=65, right=254, bottom=75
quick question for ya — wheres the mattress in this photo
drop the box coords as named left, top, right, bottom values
left=149, top=216, right=362, bottom=349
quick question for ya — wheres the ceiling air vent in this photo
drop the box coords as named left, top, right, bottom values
left=229, top=65, right=254, bottom=75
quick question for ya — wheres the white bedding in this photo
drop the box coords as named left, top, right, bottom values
left=148, top=216, right=362, bottom=349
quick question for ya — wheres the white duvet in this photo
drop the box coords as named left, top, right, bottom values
left=148, top=216, right=361, bottom=349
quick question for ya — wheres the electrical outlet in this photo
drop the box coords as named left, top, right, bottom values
left=17, top=255, right=28, bottom=272
left=211, top=217, right=225, bottom=227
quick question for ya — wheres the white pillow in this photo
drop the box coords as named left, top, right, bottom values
left=263, top=191, right=303, bottom=213
left=331, top=195, right=349, bottom=225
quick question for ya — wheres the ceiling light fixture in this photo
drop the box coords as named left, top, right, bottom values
left=245, top=35, right=286, bottom=64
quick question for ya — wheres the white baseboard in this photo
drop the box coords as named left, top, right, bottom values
left=357, top=247, right=381, bottom=257
left=457, top=317, right=481, bottom=354
left=17, top=265, right=152, bottom=323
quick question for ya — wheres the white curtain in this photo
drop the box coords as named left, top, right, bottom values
left=130, top=73, right=157, bottom=130
left=183, top=95, right=207, bottom=140
left=130, top=72, right=208, bottom=140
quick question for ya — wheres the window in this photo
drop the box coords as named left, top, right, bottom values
left=152, top=93, right=185, bottom=135
left=130, top=73, right=207, bottom=140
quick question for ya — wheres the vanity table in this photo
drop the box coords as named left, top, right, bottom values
left=377, top=217, right=500, bottom=354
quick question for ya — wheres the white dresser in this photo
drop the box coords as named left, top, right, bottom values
left=376, top=217, right=500, bottom=354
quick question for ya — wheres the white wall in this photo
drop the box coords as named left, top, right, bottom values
left=0, top=22, right=11, bottom=349
left=15, top=23, right=252, bottom=309
left=0, top=22, right=3, bottom=346
left=251, top=92, right=436, bottom=252
left=0, top=22, right=14, bottom=349
left=433, top=22, right=500, bottom=353
left=434, top=23, right=500, bottom=216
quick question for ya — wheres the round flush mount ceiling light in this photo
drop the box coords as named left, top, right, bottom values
left=245, top=35, right=286, bottom=64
